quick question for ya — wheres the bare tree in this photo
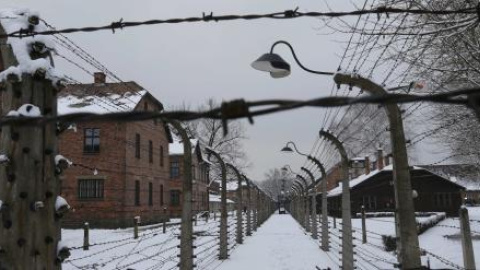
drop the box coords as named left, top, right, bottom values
left=175, top=99, right=249, bottom=181
left=258, top=168, right=295, bottom=200
left=332, top=0, right=480, bottom=164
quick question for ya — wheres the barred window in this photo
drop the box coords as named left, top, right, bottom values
left=78, top=179, right=104, bottom=199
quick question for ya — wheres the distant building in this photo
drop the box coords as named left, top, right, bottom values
left=59, top=72, right=172, bottom=228
left=420, top=164, right=480, bottom=205
left=326, top=165, right=465, bottom=217
left=209, top=194, right=235, bottom=212
left=168, top=138, right=210, bottom=216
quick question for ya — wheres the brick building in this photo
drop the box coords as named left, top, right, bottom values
left=168, top=138, right=210, bottom=216
left=59, top=72, right=172, bottom=228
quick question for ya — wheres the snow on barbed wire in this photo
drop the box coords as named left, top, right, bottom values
left=0, top=8, right=64, bottom=86
left=7, top=104, right=41, bottom=117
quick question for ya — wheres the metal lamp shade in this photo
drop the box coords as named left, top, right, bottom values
left=251, top=53, right=291, bottom=78
left=281, top=146, right=293, bottom=152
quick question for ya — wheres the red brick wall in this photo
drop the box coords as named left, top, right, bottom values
left=315, top=163, right=343, bottom=194
left=168, top=152, right=209, bottom=216
left=60, top=95, right=170, bottom=228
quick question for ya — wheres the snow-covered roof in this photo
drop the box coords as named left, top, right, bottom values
left=58, top=82, right=148, bottom=115
left=420, top=164, right=480, bottom=191
left=209, top=194, right=234, bottom=204
left=169, top=137, right=198, bottom=155
left=328, top=165, right=423, bottom=197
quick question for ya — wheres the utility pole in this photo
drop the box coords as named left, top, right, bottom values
left=0, top=16, right=67, bottom=269
left=205, top=148, right=228, bottom=259
left=320, top=129, right=353, bottom=270
left=169, top=120, right=193, bottom=270
left=226, top=163, right=243, bottom=245
left=334, top=73, right=421, bottom=269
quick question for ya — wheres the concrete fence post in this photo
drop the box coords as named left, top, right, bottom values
left=459, top=207, right=476, bottom=270
left=169, top=120, right=194, bottom=270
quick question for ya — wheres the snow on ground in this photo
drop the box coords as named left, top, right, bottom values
left=419, top=206, right=480, bottom=269
left=61, top=208, right=480, bottom=270
left=215, top=213, right=337, bottom=270
left=62, top=214, right=236, bottom=270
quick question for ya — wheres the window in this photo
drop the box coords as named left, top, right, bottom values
left=434, top=193, right=452, bottom=207
left=135, top=181, right=140, bottom=206
left=148, top=182, right=153, bottom=206
left=192, top=165, right=196, bottom=180
left=78, top=179, right=104, bottom=199
left=144, top=102, right=148, bottom=111
left=160, top=146, right=164, bottom=167
left=170, top=190, right=181, bottom=206
left=149, top=140, right=153, bottom=163
left=83, top=128, right=100, bottom=153
left=170, top=161, right=180, bottom=178
left=160, top=184, right=164, bottom=206
left=135, top=134, right=140, bottom=159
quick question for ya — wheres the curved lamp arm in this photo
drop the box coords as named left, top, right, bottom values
left=271, top=41, right=334, bottom=76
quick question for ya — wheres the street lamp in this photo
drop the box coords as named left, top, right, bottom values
left=251, top=40, right=334, bottom=78
left=254, top=40, right=421, bottom=269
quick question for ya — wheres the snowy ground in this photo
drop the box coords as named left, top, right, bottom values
left=215, top=213, right=337, bottom=270
left=62, top=213, right=239, bottom=270
left=61, top=208, right=480, bottom=270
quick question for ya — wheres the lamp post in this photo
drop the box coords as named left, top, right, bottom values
left=253, top=40, right=421, bottom=269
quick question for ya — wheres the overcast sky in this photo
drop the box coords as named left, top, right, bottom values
left=3, top=0, right=446, bottom=180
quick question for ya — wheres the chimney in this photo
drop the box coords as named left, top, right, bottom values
left=365, top=156, right=370, bottom=175
left=94, top=72, right=106, bottom=84
left=384, top=154, right=391, bottom=166
left=377, top=149, right=384, bottom=170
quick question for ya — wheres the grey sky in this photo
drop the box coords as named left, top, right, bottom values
left=3, top=0, right=445, bottom=180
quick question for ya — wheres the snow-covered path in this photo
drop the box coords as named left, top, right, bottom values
left=215, top=213, right=336, bottom=270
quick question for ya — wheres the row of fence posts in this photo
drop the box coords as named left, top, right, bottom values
left=289, top=192, right=477, bottom=270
